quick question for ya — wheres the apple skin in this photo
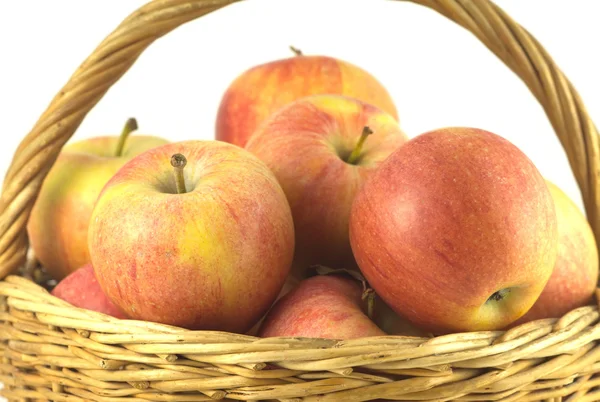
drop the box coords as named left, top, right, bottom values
left=513, top=180, right=599, bottom=325
left=245, top=94, right=408, bottom=272
left=27, top=134, right=169, bottom=281
left=258, top=275, right=386, bottom=340
left=87, top=140, right=295, bottom=333
left=51, top=263, right=128, bottom=319
left=216, top=53, right=399, bottom=148
left=349, top=127, right=558, bottom=334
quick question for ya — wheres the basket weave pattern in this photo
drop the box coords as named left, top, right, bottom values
left=1, top=0, right=600, bottom=401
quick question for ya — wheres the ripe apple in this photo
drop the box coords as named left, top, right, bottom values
left=27, top=119, right=169, bottom=281
left=51, top=263, right=128, bottom=319
left=349, top=127, right=558, bottom=334
left=87, top=140, right=295, bottom=333
left=245, top=94, right=408, bottom=272
left=258, top=274, right=386, bottom=339
left=513, top=180, right=599, bottom=325
left=216, top=47, right=399, bottom=148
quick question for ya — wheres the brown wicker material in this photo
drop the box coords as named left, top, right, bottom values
left=1, top=0, right=599, bottom=401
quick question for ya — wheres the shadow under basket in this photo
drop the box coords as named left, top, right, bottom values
left=2, top=0, right=600, bottom=401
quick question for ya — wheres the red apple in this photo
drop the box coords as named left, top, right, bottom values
left=258, top=274, right=385, bottom=340
left=513, top=180, right=599, bottom=324
left=87, top=141, right=295, bottom=333
left=27, top=118, right=169, bottom=281
left=245, top=94, right=408, bottom=272
left=349, top=127, right=558, bottom=334
left=216, top=48, right=399, bottom=148
left=51, top=263, right=128, bottom=319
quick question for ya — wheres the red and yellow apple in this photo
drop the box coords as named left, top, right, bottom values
left=87, top=140, right=295, bottom=333
left=216, top=49, right=399, bottom=148
left=349, top=127, right=558, bottom=334
left=245, top=94, right=408, bottom=272
left=513, top=180, right=599, bottom=324
left=258, top=274, right=385, bottom=339
left=27, top=119, right=169, bottom=281
left=51, top=263, right=128, bottom=319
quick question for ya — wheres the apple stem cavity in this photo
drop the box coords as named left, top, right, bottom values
left=114, top=118, right=139, bottom=157
left=347, top=126, right=374, bottom=165
left=290, top=45, right=303, bottom=56
left=171, top=153, right=188, bottom=194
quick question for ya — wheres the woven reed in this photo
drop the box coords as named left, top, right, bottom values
left=1, top=0, right=600, bottom=401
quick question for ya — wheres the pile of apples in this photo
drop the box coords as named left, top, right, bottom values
left=29, top=48, right=599, bottom=339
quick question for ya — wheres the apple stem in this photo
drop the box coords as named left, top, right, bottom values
left=361, top=288, right=376, bottom=320
left=171, top=153, right=187, bottom=194
left=290, top=45, right=303, bottom=56
left=347, top=126, right=374, bottom=165
left=114, top=118, right=138, bottom=157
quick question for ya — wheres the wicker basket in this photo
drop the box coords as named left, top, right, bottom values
left=2, top=0, right=600, bottom=401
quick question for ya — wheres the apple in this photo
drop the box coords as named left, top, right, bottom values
left=51, top=263, right=128, bottom=319
left=245, top=94, right=408, bottom=272
left=258, top=274, right=386, bottom=339
left=87, top=140, right=295, bottom=333
left=349, top=127, right=559, bottom=334
left=27, top=118, right=169, bottom=281
left=513, top=180, right=599, bottom=325
left=216, top=47, right=399, bottom=148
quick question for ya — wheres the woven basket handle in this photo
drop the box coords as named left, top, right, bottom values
left=0, top=0, right=598, bottom=280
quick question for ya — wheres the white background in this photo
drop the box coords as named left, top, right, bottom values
left=0, top=0, right=599, bottom=398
